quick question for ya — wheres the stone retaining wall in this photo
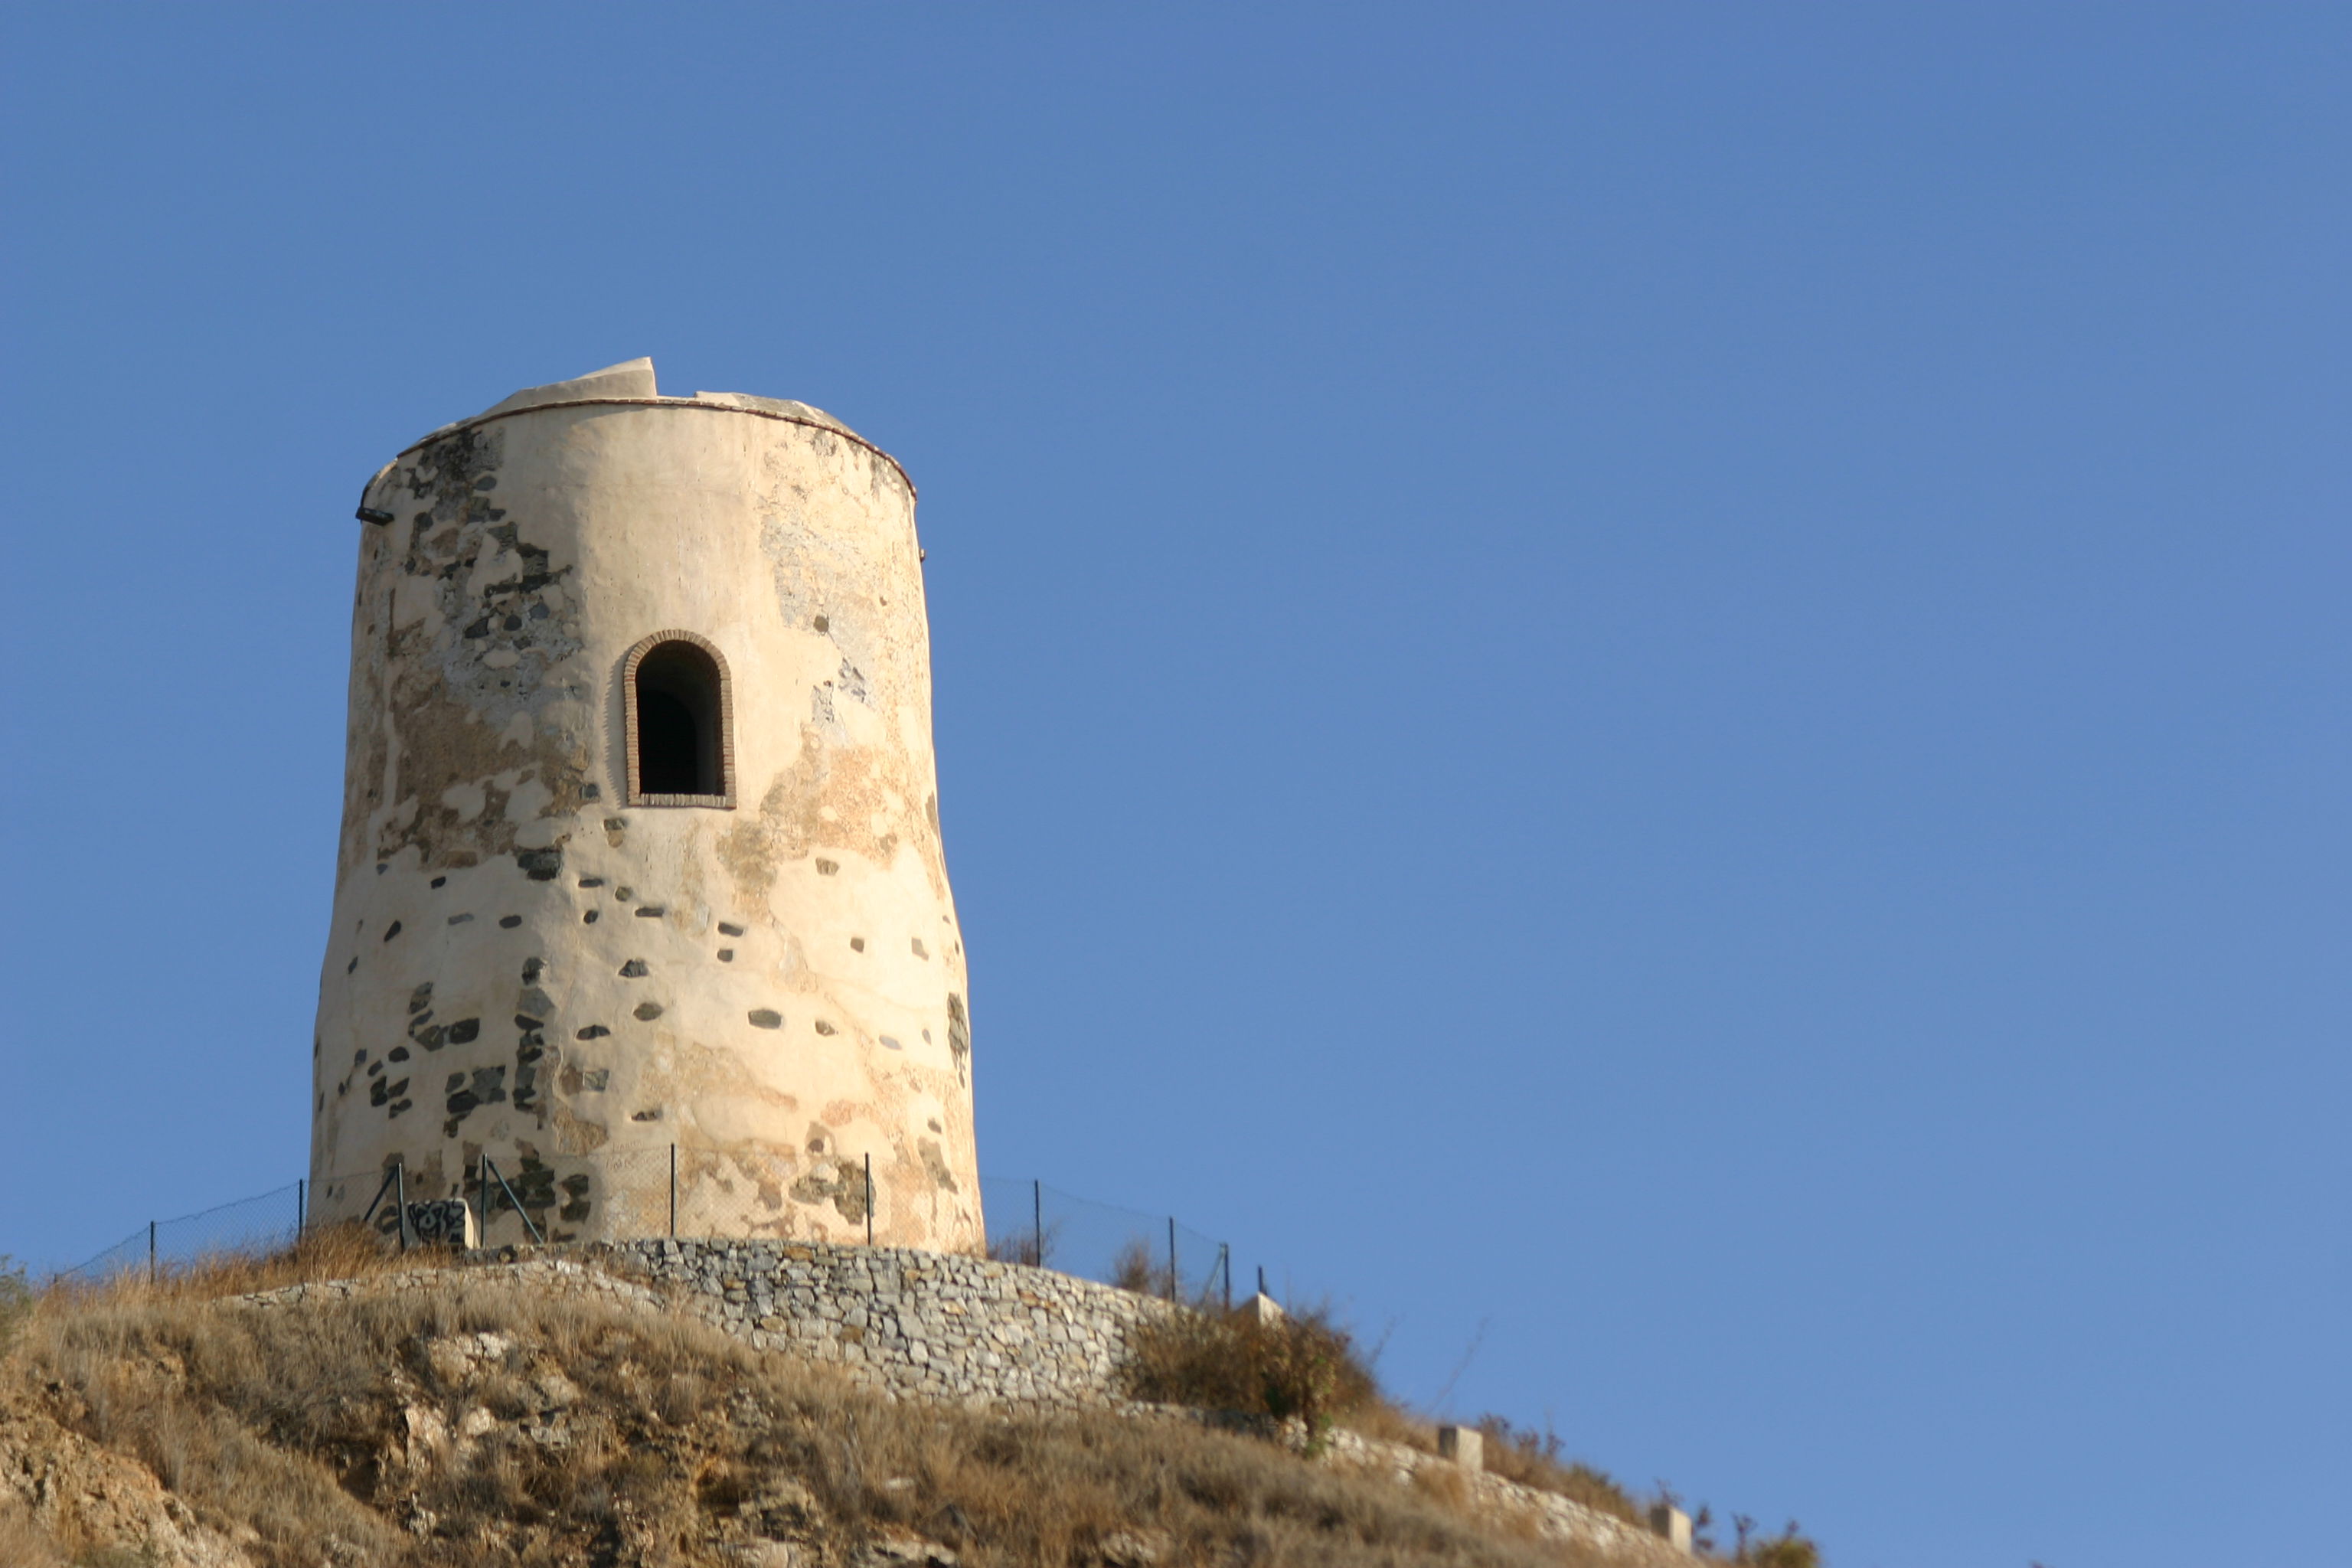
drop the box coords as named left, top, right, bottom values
left=551, top=1238, right=1171, bottom=1408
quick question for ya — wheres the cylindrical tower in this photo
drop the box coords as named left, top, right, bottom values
left=310, top=359, right=979, bottom=1250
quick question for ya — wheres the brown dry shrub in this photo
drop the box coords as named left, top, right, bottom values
left=0, top=1503, right=70, bottom=1568
left=1122, top=1299, right=1380, bottom=1445
left=1471, top=1415, right=1642, bottom=1526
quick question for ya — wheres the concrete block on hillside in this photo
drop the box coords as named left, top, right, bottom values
left=1648, top=1504, right=1694, bottom=1553
left=1436, top=1425, right=1484, bottom=1470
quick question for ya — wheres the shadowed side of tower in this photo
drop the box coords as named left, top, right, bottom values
left=309, top=360, right=980, bottom=1250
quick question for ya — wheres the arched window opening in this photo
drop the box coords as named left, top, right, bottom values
left=624, top=632, right=735, bottom=807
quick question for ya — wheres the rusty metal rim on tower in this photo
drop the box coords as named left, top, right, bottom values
left=395, top=397, right=918, bottom=498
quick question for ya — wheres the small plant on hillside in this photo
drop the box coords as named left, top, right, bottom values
left=0, top=1255, right=31, bottom=1356
left=1122, top=1298, right=1378, bottom=1450
left=1470, top=1413, right=1640, bottom=1524
left=986, top=1221, right=1063, bottom=1268
left=1745, top=1521, right=1821, bottom=1567
left=1110, top=1236, right=1174, bottom=1298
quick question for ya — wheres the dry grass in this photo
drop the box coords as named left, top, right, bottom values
left=0, top=1247, right=1628, bottom=1568
left=1121, top=1298, right=1651, bottom=1536
left=1122, top=1298, right=1380, bottom=1447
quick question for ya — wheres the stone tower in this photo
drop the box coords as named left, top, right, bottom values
left=310, top=359, right=979, bottom=1250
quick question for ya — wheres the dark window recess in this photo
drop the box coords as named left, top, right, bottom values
left=634, top=642, right=724, bottom=797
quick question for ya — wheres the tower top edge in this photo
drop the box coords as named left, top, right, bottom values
left=388, top=358, right=913, bottom=495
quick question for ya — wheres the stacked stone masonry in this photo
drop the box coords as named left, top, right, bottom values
left=529, top=1239, right=1171, bottom=1409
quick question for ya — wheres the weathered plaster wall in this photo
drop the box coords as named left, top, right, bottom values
left=310, top=360, right=980, bottom=1250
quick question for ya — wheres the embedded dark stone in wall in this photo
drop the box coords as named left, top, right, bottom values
left=635, top=906, right=665, bottom=919
left=518, top=849, right=563, bottom=881
left=814, top=1021, right=837, bottom=1035
left=583, top=910, right=599, bottom=923
left=409, top=984, right=433, bottom=1014
left=717, top=949, right=734, bottom=962
left=383, top=922, right=403, bottom=941
left=619, top=959, right=649, bottom=978
left=576, top=1024, right=610, bottom=1040
left=815, top=859, right=839, bottom=875
left=718, top=922, right=745, bottom=937
left=448, top=913, right=474, bottom=925
left=499, top=916, right=521, bottom=928
left=634, top=1001, right=665, bottom=1021
left=445, top=1018, right=481, bottom=1044
left=748, top=1009, right=782, bottom=1029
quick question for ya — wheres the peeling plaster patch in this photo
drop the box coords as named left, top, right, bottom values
left=441, top=782, right=487, bottom=822
left=946, top=993, right=971, bottom=1086
left=910, top=938, right=927, bottom=959
left=918, top=1138, right=959, bottom=1193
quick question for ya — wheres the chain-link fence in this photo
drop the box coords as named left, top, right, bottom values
left=978, top=1177, right=1231, bottom=1306
left=54, top=1183, right=308, bottom=1285
left=52, top=1158, right=1233, bottom=1308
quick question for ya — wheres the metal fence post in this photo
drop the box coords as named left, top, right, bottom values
left=1033, top=1179, right=1043, bottom=1266
left=1220, top=1243, right=1231, bottom=1311
left=668, top=1143, right=678, bottom=1240
left=147, top=1220, right=156, bottom=1284
left=1167, top=1216, right=1178, bottom=1302
left=394, top=1161, right=410, bottom=1252
left=864, top=1153, right=874, bottom=1246
left=295, top=1178, right=305, bottom=1237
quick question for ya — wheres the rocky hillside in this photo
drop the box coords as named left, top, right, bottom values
left=0, top=1245, right=1674, bottom=1568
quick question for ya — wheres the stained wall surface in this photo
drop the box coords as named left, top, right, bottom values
left=310, top=360, right=980, bottom=1250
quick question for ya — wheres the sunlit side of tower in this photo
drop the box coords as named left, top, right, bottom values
left=309, top=359, right=979, bottom=1250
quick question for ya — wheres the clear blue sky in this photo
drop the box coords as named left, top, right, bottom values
left=2, top=8, right=2343, bottom=1566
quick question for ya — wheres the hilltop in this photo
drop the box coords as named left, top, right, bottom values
left=0, top=1240, right=1805, bottom=1567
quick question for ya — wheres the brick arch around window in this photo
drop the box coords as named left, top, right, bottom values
left=622, top=629, right=737, bottom=808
